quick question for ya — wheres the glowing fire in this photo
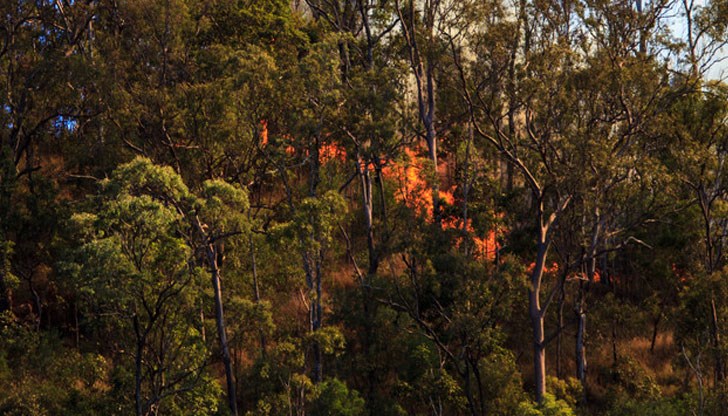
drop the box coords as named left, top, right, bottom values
left=381, top=146, right=503, bottom=261
left=442, top=217, right=501, bottom=261
left=672, top=263, right=689, bottom=284
left=566, top=270, right=601, bottom=283
left=319, top=143, right=347, bottom=164
left=261, top=126, right=503, bottom=261
left=260, top=120, right=269, bottom=146
left=382, top=147, right=432, bottom=217
left=527, top=261, right=559, bottom=275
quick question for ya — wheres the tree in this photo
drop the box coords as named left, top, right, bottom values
left=68, top=159, right=215, bottom=416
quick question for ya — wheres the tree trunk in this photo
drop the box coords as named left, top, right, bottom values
left=612, top=320, right=618, bottom=369
left=207, top=243, right=238, bottom=416
left=313, top=256, right=323, bottom=383
left=0, top=278, right=8, bottom=314
left=556, top=281, right=565, bottom=378
left=250, top=229, right=266, bottom=356
left=358, top=157, right=378, bottom=275
left=576, top=302, right=587, bottom=388
left=425, top=120, right=440, bottom=221
left=531, top=297, right=547, bottom=404
left=133, top=314, right=147, bottom=416
left=650, top=309, right=662, bottom=354
left=711, top=295, right=725, bottom=384
left=530, top=239, right=549, bottom=403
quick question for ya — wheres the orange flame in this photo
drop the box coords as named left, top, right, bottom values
left=566, top=269, right=601, bottom=283
left=527, top=261, right=559, bottom=275
left=319, top=143, right=347, bottom=164
left=380, top=146, right=504, bottom=261
left=260, top=120, right=269, bottom=146
left=441, top=217, right=502, bottom=261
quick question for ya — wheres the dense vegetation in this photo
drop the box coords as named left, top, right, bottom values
left=2, top=0, right=728, bottom=415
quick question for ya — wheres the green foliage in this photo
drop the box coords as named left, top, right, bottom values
left=0, top=318, right=115, bottom=415
left=517, top=393, right=575, bottom=416
left=308, top=326, right=346, bottom=356
left=273, top=190, right=348, bottom=253
left=603, top=357, right=662, bottom=403
left=310, top=379, right=366, bottom=416
left=545, top=376, right=583, bottom=409
left=3, top=0, right=728, bottom=415
left=606, top=393, right=697, bottom=416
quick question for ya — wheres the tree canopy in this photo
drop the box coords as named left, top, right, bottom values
left=1, top=0, right=728, bottom=415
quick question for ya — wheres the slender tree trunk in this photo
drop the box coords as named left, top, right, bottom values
left=557, top=280, right=565, bottom=378
left=711, top=295, right=724, bottom=383
left=398, top=0, right=439, bottom=221
left=462, top=123, right=472, bottom=242
left=356, top=155, right=379, bottom=402
left=74, top=302, right=80, bottom=349
left=425, top=119, right=440, bottom=221
left=133, top=316, right=144, bottom=416
left=313, top=255, right=323, bottom=383
left=575, top=293, right=587, bottom=388
left=302, top=249, right=324, bottom=384
left=0, top=278, right=8, bottom=313
left=462, top=357, right=477, bottom=416
left=612, top=320, right=618, bottom=369
left=531, top=298, right=547, bottom=404
left=207, top=242, right=238, bottom=416
left=650, top=308, right=662, bottom=354
left=199, top=302, right=206, bottom=343
left=358, top=157, right=378, bottom=275
left=530, top=239, right=549, bottom=403
left=250, top=228, right=266, bottom=356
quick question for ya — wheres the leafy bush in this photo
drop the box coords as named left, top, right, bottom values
left=310, top=378, right=365, bottom=416
left=517, top=393, right=575, bottom=416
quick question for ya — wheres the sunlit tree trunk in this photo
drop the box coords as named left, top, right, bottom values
left=530, top=232, right=549, bottom=403
left=206, top=242, right=238, bottom=416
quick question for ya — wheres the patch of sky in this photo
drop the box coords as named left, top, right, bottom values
left=54, top=115, right=78, bottom=134
left=665, top=0, right=728, bottom=80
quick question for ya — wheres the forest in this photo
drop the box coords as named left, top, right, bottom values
left=2, top=0, right=728, bottom=415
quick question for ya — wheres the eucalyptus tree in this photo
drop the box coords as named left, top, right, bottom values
left=667, top=83, right=728, bottom=390
left=0, top=0, right=101, bottom=320
left=668, top=0, right=728, bottom=388
left=68, top=160, right=214, bottom=416
left=302, top=0, right=404, bottom=279
left=394, top=0, right=456, bottom=221
left=68, top=158, right=252, bottom=415
left=448, top=0, right=673, bottom=401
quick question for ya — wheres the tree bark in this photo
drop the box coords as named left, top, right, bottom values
left=357, top=156, right=378, bottom=275
left=711, top=295, right=725, bottom=383
left=134, top=315, right=144, bottom=416
left=530, top=238, right=549, bottom=403
left=207, top=242, right=238, bottom=416
left=250, top=228, right=267, bottom=357
left=556, top=277, right=565, bottom=378
left=576, top=298, right=587, bottom=388
left=650, top=308, right=662, bottom=354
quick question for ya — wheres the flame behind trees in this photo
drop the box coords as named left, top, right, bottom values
left=262, top=126, right=505, bottom=262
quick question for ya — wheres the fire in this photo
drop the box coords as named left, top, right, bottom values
left=441, top=217, right=502, bottom=261
left=567, top=270, right=601, bottom=283
left=439, top=190, right=455, bottom=206
left=382, top=147, right=433, bottom=218
left=380, top=146, right=503, bottom=261
left=527, top=261, right=559, bottom=275
left=258, top=122, right=344, bottom=164
left=672, top=263, right=689, bottom=284
left=260, top=120, right=269, bottom=146
left=319, top=143, right=347, bottom=164
left=263, top=130, right=505, bottom=262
